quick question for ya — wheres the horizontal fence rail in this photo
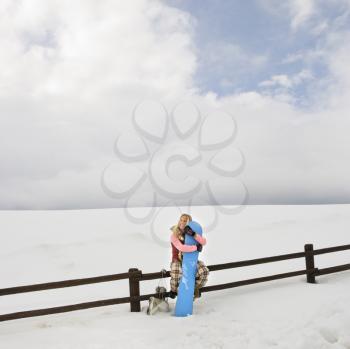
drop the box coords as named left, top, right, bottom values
left=0, top=272, right=131, bottom=297
left=316, top=263, right=350, bottom=276
left=201, top=268, right=316, bottom=293
left=1, top=242, right=349, bottom=322
left=313, top=244, right=350, bottom=255
left=206, top=251, right=307, bottom=272
left=0, top=297, right=132, bottom=322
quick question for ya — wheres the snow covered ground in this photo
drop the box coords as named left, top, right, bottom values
left=1, top=204, right=350, bottom=348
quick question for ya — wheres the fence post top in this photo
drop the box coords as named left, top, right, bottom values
left=128, top=268, right=142, bottom=279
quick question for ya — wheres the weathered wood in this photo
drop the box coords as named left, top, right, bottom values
left=207, top=251, right=306, bottom=271
left=0, top=296, right=131, bottom=322
left=0, top=242, right=349, bottom=322
left=128, top=268, right=142, bottom=312
left=0, top=272, right=131, bottom=296
left=313, top=244, right=350, bottom=255
left=140, top=270, right=170, bottom=281
left=0, top=292, right=171, bottom=322
left=201, top=268, right=311, bottom=293
left=316, top=263, right=350, bottom=276
left=304, top=244, right=316, bottom=283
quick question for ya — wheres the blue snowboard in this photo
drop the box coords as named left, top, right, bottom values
left=174, top=221, right=203, bottom=317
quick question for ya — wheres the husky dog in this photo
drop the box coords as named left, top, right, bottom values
left=146, top=286, right=170, bottom=315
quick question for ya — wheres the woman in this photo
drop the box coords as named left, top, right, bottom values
left=169, top=213, right=209, bottom=299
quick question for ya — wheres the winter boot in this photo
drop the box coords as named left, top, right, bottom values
left=193, top=286, right=201, bottom=300
left=169, top=290, right=177, bottom=299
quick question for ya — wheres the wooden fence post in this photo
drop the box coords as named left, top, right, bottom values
left=304, top=244, right=316, bottom=283
left=128, top=268, right=142, bottom=312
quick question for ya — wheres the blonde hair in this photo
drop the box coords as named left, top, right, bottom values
left=170, top=213, right=192, bottom=241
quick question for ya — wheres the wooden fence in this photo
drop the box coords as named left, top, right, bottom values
left=1, top=242, right=349, bottom=322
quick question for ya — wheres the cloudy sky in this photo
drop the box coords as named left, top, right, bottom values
left=0, top=0, right=350, bottom=209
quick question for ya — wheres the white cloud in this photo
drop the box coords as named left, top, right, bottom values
left=259, top=75, right=293, bottom=88
left=0, top=0, right=197, bottom=99
left=311, top=20, right=329, bottom=36
left=289, top=0, right=315, bottom=30
left=282, top=49, right=326, bottom=64
left=258, top=0, right=318, bottom=31
left=0, top=0, right=198, bottom=208
left=1, top=0, right=350, bottom=208
left=259, top=70, right=314, bottom=90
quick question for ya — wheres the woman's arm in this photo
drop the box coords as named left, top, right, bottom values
left=194, top=234, right=206, bottom=245
left=171, top=234, right=197, bottom=252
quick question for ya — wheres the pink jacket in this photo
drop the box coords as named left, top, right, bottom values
left=170, top=233, right=207, bottom=253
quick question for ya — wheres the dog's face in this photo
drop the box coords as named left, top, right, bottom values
left=155, top=286, right=167, bottom=299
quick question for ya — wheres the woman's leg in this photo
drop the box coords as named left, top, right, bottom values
left=170, top=261, right=182, bottom=292
left=195, top=260, right=209, bottom=289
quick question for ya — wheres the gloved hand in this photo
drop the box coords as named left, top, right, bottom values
left=184, top=225, right=195, bottom=237
left=196, top=243, right=203, bottom=252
